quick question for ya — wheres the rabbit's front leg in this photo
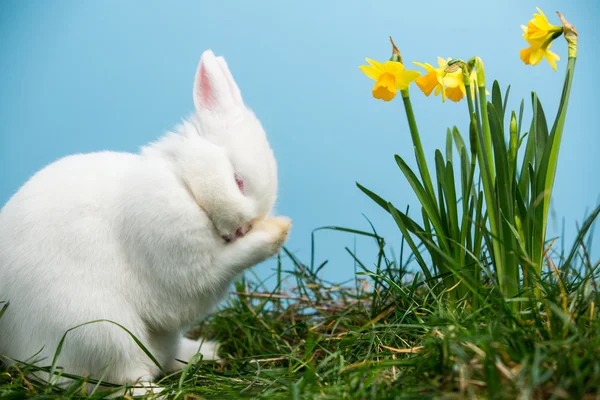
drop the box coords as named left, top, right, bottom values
left=217, top=216, right=291, bottom=276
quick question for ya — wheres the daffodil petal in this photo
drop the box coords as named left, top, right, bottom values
left=395, top=70, right=421, bottom=90
left=535, top=7, right=546, bottom=19
left=413, top=62, right=436, bottom=73
left=383, top=61, right=405, bottom=74
left=359, top=65, right=380, bottom=81
left=443, top=72, right=462, bottom=88
left=529, top=48, right=544, bottom=65
left=365, top=58, right=384, bottom=72
left=544, top=48, right=560, bottom=71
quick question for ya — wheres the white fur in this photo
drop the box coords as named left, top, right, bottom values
left=0, top=50, right=290, bottom=395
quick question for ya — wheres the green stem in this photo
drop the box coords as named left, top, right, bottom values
left=479, top=86, right=495, bottom=182
left=401, top=89, right=438, bottom=210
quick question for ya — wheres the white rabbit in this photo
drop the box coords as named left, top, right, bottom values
left=0, top=50, right=291, bottom=396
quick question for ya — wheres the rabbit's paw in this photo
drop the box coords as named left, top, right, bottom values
left=253, top=216, right=291, bottom=252
left=219, top=216, right=291, bottom=272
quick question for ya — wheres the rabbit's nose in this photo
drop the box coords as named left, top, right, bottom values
left=236, top=222, right=253, bottom=237
left=223, top=222, right=253, bottom=243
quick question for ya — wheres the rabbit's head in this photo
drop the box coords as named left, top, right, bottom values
left=176, top=50, right=278, bottom=240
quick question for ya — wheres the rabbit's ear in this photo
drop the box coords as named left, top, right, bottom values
left=193, top=50, right=241, bottom=113
left=216, top=56, right=243, bottom=106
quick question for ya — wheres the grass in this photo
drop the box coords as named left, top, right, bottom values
left=1, top=212, right=599, bottom=400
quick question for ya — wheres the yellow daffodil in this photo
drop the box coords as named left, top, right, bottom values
left=412, top=60, right=445, bottom=100
left=522, top=7, right=562, bottom=45
left=443, top=66, right=465, bottom=102
left=520, top=41, right=560, bottom=71
left=360, top=58, right=421, bottom=101
left=519, top=7, right=563, bottom=70
left=413, top=57, right=465, bottom=103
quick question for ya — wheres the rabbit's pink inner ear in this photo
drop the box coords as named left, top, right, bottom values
left=194, top=62, right=214, bottom=111
left=199, top=63, right=213, bottom=107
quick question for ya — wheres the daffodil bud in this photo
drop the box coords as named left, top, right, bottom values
left=557, top=12, right=578, bottom=59
left=469, top=114, right=478, bottom=157
left=509, top=111, right=518, bottom=169
left=515, top=213, right=524, bottom=240
left=389, top=36, right=403, bottom=63
left=473, top=57, right=486, bottom=88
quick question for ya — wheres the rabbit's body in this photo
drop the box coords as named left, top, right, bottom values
left=0, top=50, right=290, bottom=395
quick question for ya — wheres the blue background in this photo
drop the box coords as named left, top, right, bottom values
left=1, top=0, right=598, bottom=284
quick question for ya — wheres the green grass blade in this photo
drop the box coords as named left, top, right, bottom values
left=388, top=203, right=434, bottom=282
left=50, top=319, right=165, bottom=380
left=562, top=204, right=600, bottom=268
left=356, top=182, right=390, bottom=213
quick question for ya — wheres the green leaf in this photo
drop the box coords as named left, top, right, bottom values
left=532, top=93, right=549, bottom=169
left=435, top=151, right=449, bottom=237
left=487, top=103, right=512, bottom=209
left=459, top=147, right=476, bottom=265
left=518, top=117, right=536, bottom=198
left=518, top=98, right=525, bottom=138
left=395, top=154, right=449, bottom=252
left=446, top=128, right=453, bottom=164
left=460, top=147, right=470, bottom=204
left=503, top=84, right=511, bottom=117
left=452, top=126, right=467, bottom=156
left=461, top=189, right=474, bottom=258
left=489, top=102, right=519, bottom=297
left=536, top=65, right=575, bottom=269
left=474, top=192, right=485, bottom=258
left=445, top=160, right=460, bottom=245
left=356, top=182, right=390, bottom=213
left=515, top=184, right=530, bottom=251
left=422, top=207, right=432, bottom=237
left=356, top=182, right=439, bottom=277
left=492, top=80, right=504, bottom=131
